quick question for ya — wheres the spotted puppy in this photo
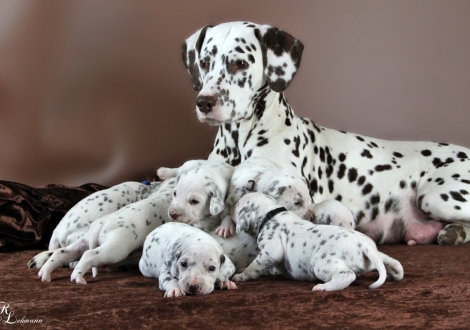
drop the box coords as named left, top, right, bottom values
left=28, top=181, right=160, bottom=270
left=221, top=157, right=354, bottom=237
left=34, top=179, right=174, bottom=283
left=157, top=159, right=234, bottom=231
left=232, top=192, right=404, bottom=291
left=159, top=159, right=259, bottom=271
left=182, top=21, right=470, bottom=245
left=139, top=222, right=237, bottom=297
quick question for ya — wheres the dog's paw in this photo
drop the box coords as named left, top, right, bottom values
left=71, top=271, right=87, bottom=285
left=218, top=280, right=238, bottom=290
left=232, top=273, right=248, bottom=282
left=214, top=226, right=235, bottom=239
left=164, top=288, right=186, bottom=298
left=27, top=251, right=54, bottom=269
left=312, top=284, right=326, bottom=292
left=437, top=224, right=467, bottom=245
left=156, top=167, right=178, bottom=181
left=38, top=269, right=51, bottom=283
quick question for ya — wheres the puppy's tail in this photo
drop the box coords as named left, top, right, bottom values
left=88, top=220, right=106, bottom=277
left=365, top=247, right=387, bottom=290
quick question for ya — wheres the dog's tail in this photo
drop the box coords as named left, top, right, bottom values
left=365, top=247, right=388, bottom=290
left=88, top=220, right=106, bottom=277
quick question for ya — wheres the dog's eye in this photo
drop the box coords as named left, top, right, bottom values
left=294, top=200, right=303, bottom=206
left=173, top=191, right=177, bottom=197
left=181, top=261, right=188, bottom=268
left=236, top=60, right=248, bottom=69
left=200, top=59, right=210, bottom=71
left=208, top=266, right=216, bottom=272
left=190, top=199, right=200, bottom=205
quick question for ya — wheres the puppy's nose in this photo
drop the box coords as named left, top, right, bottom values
left=196, top=95, right=217, bottom=114
left=188, top=284, right=200, bottom=294
left=169, top=210, right=180, bottom=220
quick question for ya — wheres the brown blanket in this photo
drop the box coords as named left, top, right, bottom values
left=0, top=180, right=106, bottom=252
left=1, top=245, right=468, bottom=328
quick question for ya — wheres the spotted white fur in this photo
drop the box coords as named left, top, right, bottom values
left=232, top=192, right=404, bottom=291
left=139, top=222, right=237, bottom=297
left=183, top=21, right=470, bottom=245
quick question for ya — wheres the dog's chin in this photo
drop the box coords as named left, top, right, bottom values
left=197, top=110, right=244, bottom=126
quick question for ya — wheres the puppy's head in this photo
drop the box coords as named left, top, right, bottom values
left=168, top=168, right=226, bottom=225
left=261, top=171, right=315, bottom=221
left=182, top=21, right=304, bottom=126
left=232, top=192, right=277, bottom=236
left=169, top=244, right=235, bottom=295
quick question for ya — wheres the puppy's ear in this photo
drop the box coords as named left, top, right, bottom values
left=209, top=186, right=225, bottom=216
left=217, top=253, right=236, bottom=282
left=182, top=25, right=212, bottom=91
left=255, top=25, right=304, bottom=93
left=169, top=250, right=182, bottom=278
left=262, top=181, right=286, bottom=199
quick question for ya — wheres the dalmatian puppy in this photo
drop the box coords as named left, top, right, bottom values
left=139, top=222, right=237, bottom=297
left=219, top=156, right=352, bottom=238
left=158, top=159, right=259, bottom=271
left=33, top=179, right=174, bottom=283
left=27, top=181, right=160, bottom=269
left=157, top=159, right=234, bottom=231
left=182, top=21, right=470, bottom=245
left=231, top=193, right=404, bottom=291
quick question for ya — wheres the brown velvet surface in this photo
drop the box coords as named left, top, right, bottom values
left=0, top=181, right=107, bottom=252
left=2, top=244, right=469, bottom=329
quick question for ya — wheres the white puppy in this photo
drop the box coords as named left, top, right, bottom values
left=139, top=222, right=237, bottom=297
left=158, top=159, right=259, bottom=271
left=28, top=181, right=159, bottom=269
left=232, top=192, right=404, bottom=291
left=220, top=156, right=355, bottom=238
left=35, top=179, right=174, bottom=283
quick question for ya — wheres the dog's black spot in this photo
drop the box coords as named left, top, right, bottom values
left=421, top=150, right=432, bottom=157
left=361, top=149, right=373, bottom=158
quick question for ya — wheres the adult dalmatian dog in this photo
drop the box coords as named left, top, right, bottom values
left=182, top=21, right=470, bottom=246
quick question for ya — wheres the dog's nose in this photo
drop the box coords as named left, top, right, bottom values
left=188, top=284, right=200, bottom=294
left=169, top=210, right=180, bottom=220
left=196, top=95, right=217, bottom=114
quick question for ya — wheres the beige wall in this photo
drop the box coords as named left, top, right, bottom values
left=1, top=0, right=469, bottom=187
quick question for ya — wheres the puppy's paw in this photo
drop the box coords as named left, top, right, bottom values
left=232, top=273, right=248, bottom=282
left=156, top=167, right=178, bottom=181
left=312, top=284, right=326, bottom=292
left=218, top=280, right=238, bottom=290
left=164, top=288, right=186, bottom=298
left=27, top=251, right=54, bottom=269
left=215, top=226, right=235, bottom=239
left=71, top=271, right=87, bottom=285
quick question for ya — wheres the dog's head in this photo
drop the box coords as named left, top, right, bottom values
left=168, top=242, right=235, bottom=295
left=232, top=192, right=278, bottom=236
left=182, top=21, right=304, bottom=126
left=168, top=168, right=226, bottom=225
left=260, top=170, right=315, bottom=221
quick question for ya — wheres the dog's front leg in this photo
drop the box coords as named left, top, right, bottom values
left=232, top=248, right=279, bottom=282
left=158, top=266, right=185, bottom=297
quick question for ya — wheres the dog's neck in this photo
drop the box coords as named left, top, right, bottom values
left=211, top=86, right=294, bottom=166
left=257, top=206, right=287, bottom=235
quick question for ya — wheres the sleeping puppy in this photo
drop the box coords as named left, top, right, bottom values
left=219, top=156, right=353, bottom=238
left=139, top=222, right=237, bottom=297
left=35, top=179, right=174, bottom=283
left=231, top=192, right=404, bottom=291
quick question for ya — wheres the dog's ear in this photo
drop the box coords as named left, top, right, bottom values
left=255, top=25, right=304, bottom=93
left=217, top=253, right=236, bottom=282
left=262, top=180, right=286, bottom=200
left=182, top=25, right=212, bottom=91
left=167, top=250, right=182, bottom=278
left=209, top=185, right=225, bottom=216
